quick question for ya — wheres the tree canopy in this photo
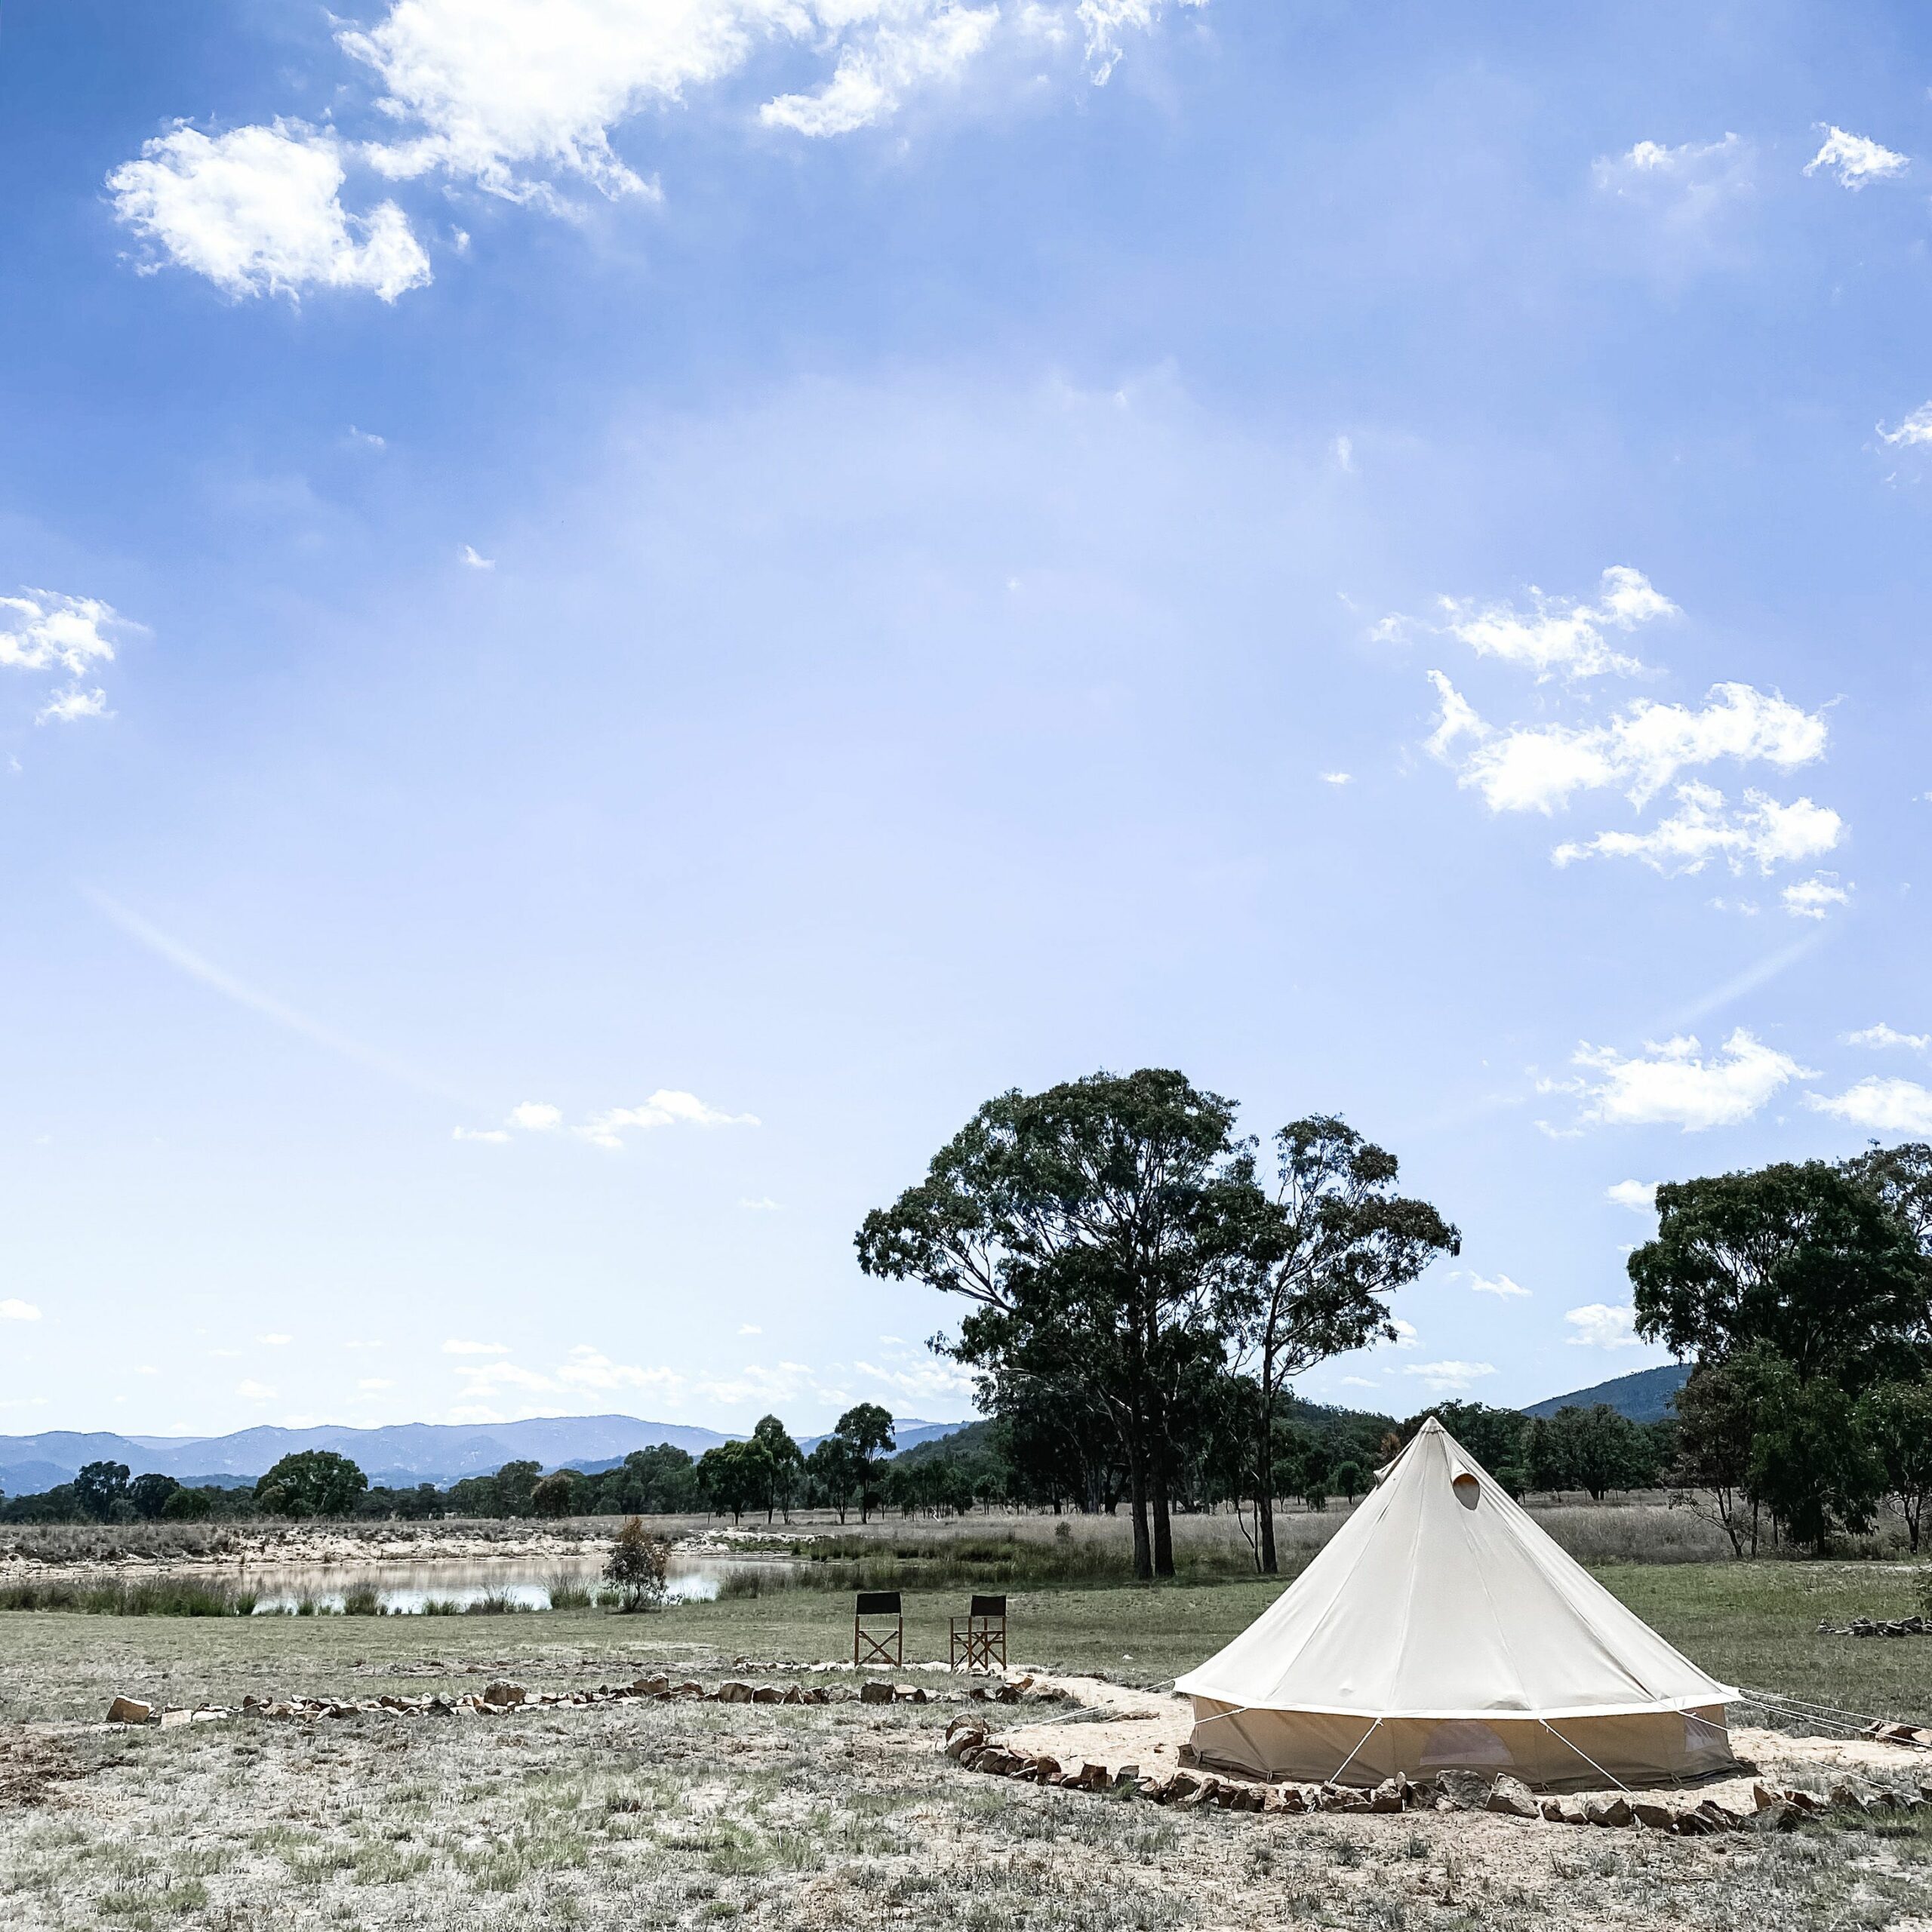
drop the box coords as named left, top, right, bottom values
left=857, top=1068, right=1260, bottom=1577
left=254, top=1451, right=368, bottom=1519
left=1630, top=1160, right=1931, bottom=1390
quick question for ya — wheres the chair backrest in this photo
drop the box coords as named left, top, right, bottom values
left=968, top=1594, right=1007, bottom=1621
left=855, top=1591, right=903, bottom=1617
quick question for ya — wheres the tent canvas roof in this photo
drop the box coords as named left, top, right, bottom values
left=1174, top=1417, right=1737, bottom=1722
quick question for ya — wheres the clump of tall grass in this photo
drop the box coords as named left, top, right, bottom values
left=463, top=1587, right=532, bottom=1615
left=340, top=1583, right=383, bottom=1617
left=0, top=1576, right=258, bottom=1617
left=544, top=1574, right=595, bottom=1611
left=420, top=1596, right=465, bottom=1616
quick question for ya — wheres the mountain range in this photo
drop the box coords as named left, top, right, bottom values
left=0, top=1415, right=971, bottom=1495
left=0, top=1364, right=1690, bottom=1497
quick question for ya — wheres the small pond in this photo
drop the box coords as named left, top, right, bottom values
left=232, top=1549, right=795, bottom=1614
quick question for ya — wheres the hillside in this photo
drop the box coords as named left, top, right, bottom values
left=1522, top=1362, right=1691, bottom=1424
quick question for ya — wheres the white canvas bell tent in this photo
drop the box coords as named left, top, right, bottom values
left=1174, top=1417, right=1738, bottom=1790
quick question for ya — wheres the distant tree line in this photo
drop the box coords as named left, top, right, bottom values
left=0, top=1406, right=909, bottom=1528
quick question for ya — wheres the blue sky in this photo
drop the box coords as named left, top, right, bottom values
left=3, top=0, right=1931, bottom=1443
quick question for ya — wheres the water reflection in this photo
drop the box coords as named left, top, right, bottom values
left=236, top=1550, right=788, bottom=1614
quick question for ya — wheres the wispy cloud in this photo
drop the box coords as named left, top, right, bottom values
left=0, top=1299, right=41, bottom=1321
left=1435, top=565, right=1675, bottom=681
left=1553, top=784, right=1842, bottom=879
left=85, top=888, right=466, bottom=1102
left=1781, top=874, right=1850, bottom=920
left=1844, top=1022, right=1928, bottom=1053
left=442, top=1338, right=509, bottom=1355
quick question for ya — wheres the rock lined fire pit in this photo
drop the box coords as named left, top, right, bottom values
left=940, top=1713, right=1932, bottom=1835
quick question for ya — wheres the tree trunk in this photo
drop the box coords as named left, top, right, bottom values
left=1128, top=1440, right=1152, bottom=1581
left=1149, top=1428, right=1176, bottom=1578
left=1256, top=1353, right=1278, bottom=1576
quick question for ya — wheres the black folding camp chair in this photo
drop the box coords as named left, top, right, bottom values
left=949, top=1593, right=1008, bottom=1672
left=854, top=1590, right=903, bottom=1666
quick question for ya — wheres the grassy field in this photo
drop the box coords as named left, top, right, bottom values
left=0, top=1559, right=1927, bottom=1724
left=1, top=1561, right=1927, bottom=1931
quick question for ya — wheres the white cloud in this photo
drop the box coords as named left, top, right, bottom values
left=117, top=5, right=1193, bottom=298
left=108, top=122, right=430, bottom=301
left=256, top=1333, right=293, bottom=1346
left=1844, top=1022, right=1929, bottom=1053
left=452, top=1359, right=560, bottom=1395
left=348, top=426, right=387, bottom=449
left=1805, top=1077, right=1932, bottom=1135
left=0, top=592, right=128, bottom=675
left=458, top=1090, right=754, bottom=1148
left=1552, top=783, right=1843, bottom=877
left=1781, top=873, right=1850, bottom=920
left=1403, top=1360, right=1495, bottom=1393
left=1319, top=771, right=1352, bottom=786
left=460, top=544, right=496, bottom=570
left=237, top=1380, right=277, bottom=1401
left=2, top=589, right=136, bottom=724
left=348, top=0, right=1194, bottom=182
left=762, top=7, right=1000, bottom=137
left=1437, top=566, right=1675, bottom=681
left=852, top=1355, right=978, bottom=1403
left=1078, top=0, right=1205, bottom=83
left=1435, top=681, right=1828, bottom=817
left=1604, top=1179, right=1658, bottom=1212
left=1878, top=403, right=1932, bottom=448
left=0, top=1299, right=41, bottom=1321
left=738, top=1323, right=762, bottom=1335
left=442, top=1338, right=509, bottom=1355
left=1593, top=133, right=1749, bottom=225
left=1423, top=671, right=1487, bottom=761
left=1332, top=435, right=1354, bottom=472
left=580, top=1089, right=759, bottom=1148
left=740, top=1197, right=781, bottom=1211
left=1386, top=1317, right=1419, bottom=1349
left=358, top=1377, right=395, bottom=1392
left=1804, top=125, right=1907, bottom=189
left=1564, top=1303, right=1644, bottom=1349
left=1466, top=1272, right=1530, bottom=1299
left=1561, top=1028, right=1815, bottom=1131
left=36, top=686, right=111, bottom=725
left=555, top=1346, right=681, bottom=1393
left=1339, top=1375, right=1380, bottom=1389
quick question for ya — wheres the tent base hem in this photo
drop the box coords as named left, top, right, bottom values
left=1186, top=1699, right=1739, bottom=1792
